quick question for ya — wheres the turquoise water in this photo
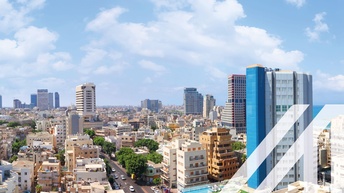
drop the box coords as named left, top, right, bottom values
left=313, top=105, right=323, bottom=118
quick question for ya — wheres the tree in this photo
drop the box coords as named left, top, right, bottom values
left=116, top=147, right=135, bottom=167
left=84, top=129, right=95, bottom=138
left=35, top=184, right=42, bottom=193
left=93, top=136, right=105, bottom=146
left=241, top=154, right=247, bottom=163
left=9, top=155, right=18, bottom=163
left=146, top=152, right=163, bottom=164
left=103, top=141, right=116, bottom=156
left=108, top=176, right=115, bottom=185
left=7, top=121, right=21, bottom=128
left=104, top=159, right=112, bottom=177
left=153, top=178, right=161, bottom=185
left=0, top=120, right=8, bottom=125
left=232, top=141, right=246, bottom=151
left=57, top=150, right=66, bottom=166
left=134, top=139, right=159, bottom=152
left=125, top=154, right=147, bottom=177
left=12, top=139, right=26, bottom=155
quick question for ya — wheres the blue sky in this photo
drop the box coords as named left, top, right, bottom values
left=0, top=0, right=343, bottom=107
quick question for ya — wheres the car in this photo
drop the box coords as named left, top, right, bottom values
left=112, top=168, right=116, bottom=172
left=129, top=186, right=135, bottom=192
left=151, top=186, right=156, bottom=191
left=121, top=175, right=126, bottom=180
left=114, top=174, right=118, bottom=179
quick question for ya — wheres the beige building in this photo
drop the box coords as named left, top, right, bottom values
left=161, top=139, right=208, bottom=190
left=200, top=127, right=239, bottom=181
left=26, top=132, right=55, bottom=147
left=37, top=157, right=61, bottom=192
left=12, top=160, right=34, bottom=192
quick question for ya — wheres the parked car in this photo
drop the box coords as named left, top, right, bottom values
left=129, top=186, right=135, bottom=192
left=114, top=174, right=118, bottom=179
left=121, top=175, right=126, bottom=180
left=112, top=168, right=116, bottom=172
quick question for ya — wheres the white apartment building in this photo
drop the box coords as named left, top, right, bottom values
left=76, top=83, right=96, bottom=117
left=0, top=171, right=18, bottom=193
left=54, top=125, right=66, bottom=146
left=161, top=139, right=208, bottom=191
left=203, top=94, right=215, bottom=118
left=12, top=160, right=34, bottom=192
left=73, top=158, right=107, bottom=183
left=330, top=115, right=344, bottom=190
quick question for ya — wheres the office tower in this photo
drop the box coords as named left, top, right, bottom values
left=200, top=127, right=238, bottom=181
left=48, top=92, right=54, bottom=109
left=37, top=89, right=49, bottom=110
left=55, top=92, right=60, bottom=108
left=13, top=99, right=22, bottom=108
left=0, top=95, right=2, bottom=108
left=30, top=94, right=37, bottom=108
left=183, top=88, right=203, bottom=115
left=222, top=74, right=246, bottom=133
left=246, top=64, right=312, bottom=190
left=141, top=99, right=161, bottom=113
left=66, top=113, right=83, bottom=135
left=76, top=83, right=96, bottom=115
left=203, top=94, right=216, bottom=118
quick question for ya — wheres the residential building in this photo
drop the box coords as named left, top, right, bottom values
left=183, top=88, right=203, bottom=115
left=141, top=99, right=162, bottom=113
left=54, top=125, right=66, bottom=146
left=200, top=127, right=238, bottom=181
left=66, top=113, right=83, bottom=135
left=144, top=161, right=162, bottom=183
left=246, top=64, right=313, bottom=190
left=30, top=94, right=37, bottom=108
left=0, top=160, right=18, bottom=193
left=26, top=132, right=54, bottom=147
left=37, top=157, right=60, bottom=192
left=330, top=115, right=344, bottom=190
left=73, top=158, right=107, bottom=183
left=37, top=89, right=49, bottom=110
left=203, top=94, right=216, bottom=118
left=12, top=160, right=34, bottom=192
left=48, top=92, right=54, bottom=110
left=54, top=92, right=60, bottom=108
left=222, top=74, right=246, bottom=133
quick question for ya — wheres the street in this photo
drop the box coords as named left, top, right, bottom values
left=101, top=152, right=147, bottom=193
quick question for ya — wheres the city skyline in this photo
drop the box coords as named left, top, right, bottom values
left=0, top=0, right=343, bottom=107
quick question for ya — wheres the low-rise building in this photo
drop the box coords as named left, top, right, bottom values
left=12, top=160, right=34, bottom=192
left=37, top=157, right=61, bottom=192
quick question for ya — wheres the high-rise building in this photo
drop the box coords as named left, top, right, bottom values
left=76, top=83, right=96, bottom=116
left=55, top=92, right=60, bottom=108
left=37, top=89, right=49, bottom=110
left=48, top=92, right=54, bottom=109
left=183, top=88, right=203, bottom=115
left=13, top=99, right=22, bottom=109
left=222, top=75, right=246, bottom=133
left=30, top=94, right=37, bottom=108
left=246, top=64, right=312, bottom=190
left=0, top=95, right=2, bottom=108
left=200, top=127, right=238, bottom=181
left=203, top=94, right=216, bottom=118
left=141, top=99, right=162, bottom=113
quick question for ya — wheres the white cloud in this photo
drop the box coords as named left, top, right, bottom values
left=285, top=0, right=306, bottom=8
left=305, top=12, right=329, bottom=41
left=314, top=70, right=344, bottom=92
left=84, top=0, right=304, bottom=79
left=0, top=0, right=45, bottom=33
left=139, top=60, right=167, bottom=75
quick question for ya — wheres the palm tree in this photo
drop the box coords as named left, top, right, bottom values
left=35, top=184, right=42, bottom=193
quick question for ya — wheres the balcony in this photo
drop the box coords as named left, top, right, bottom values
left=161, top=174, right=170, bottom=180
left=161, top=167, right=169, bottom=174
left=185, top=163, right=207, bottom=170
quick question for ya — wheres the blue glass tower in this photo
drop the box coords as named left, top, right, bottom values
left=30, top=94, right=37, bottom=108
left=246, top=64, right=267, bottom=188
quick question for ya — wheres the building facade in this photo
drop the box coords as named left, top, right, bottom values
left=246, top=64, right=313, bottom=190
left=183, top=88, right=203, bottom=115
left=48, top=92, right=54, bottom=110
left=54, top=92, right=60, bottom=108
left=30, top=94, right=37, bottom=108
left=221, top=74, right=246, bottom=133
left=37, top=89, right=49, bottom=110
left=76, top=83, right=96, bottom=117
left=200, top=127, right=239, bottom=181
left=203, top=94, right=216, bottom=118
left=141, top=99, right=162, bottom=113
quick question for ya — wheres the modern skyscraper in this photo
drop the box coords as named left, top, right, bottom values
left=37, top=89, right=49, bottom=110
left=48, top=92, right=54, bottom=110
left=0, top=95, right=2, bottom=108
left=203, top=94, right=216, bottom=118
left=55, top=92, right=60, bottom=108
left=246, top=64, right=312, bottom=190
left=76, top=83, right=96, bottom=116
left=141, top=99, right=161, bottom=113
left=13, top=99, right=22, bottom=109
left=183, top=88, right=203, bottom=115
left=222, top=74, right=246, bottom=133
left=30, top=94, right=37, bottom=108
